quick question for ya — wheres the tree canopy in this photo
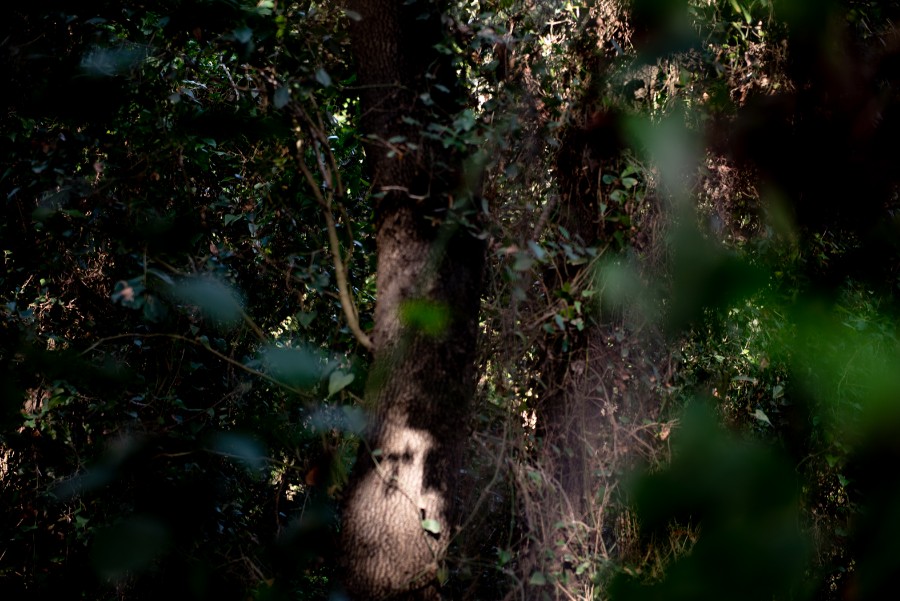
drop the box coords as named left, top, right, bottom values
left=4, top=1, right=900, bottom=600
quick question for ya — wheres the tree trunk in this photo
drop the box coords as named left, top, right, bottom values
left=533, top=114, right=611, bottom=518
left=339, top=1, right=484, bottom=599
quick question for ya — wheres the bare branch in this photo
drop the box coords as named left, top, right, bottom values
left=295, top=139, right=374, bottom=351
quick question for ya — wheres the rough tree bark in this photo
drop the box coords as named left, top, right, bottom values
left=339, top=1, right=485, bottom=599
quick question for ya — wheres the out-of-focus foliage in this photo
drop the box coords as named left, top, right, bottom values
left=1, top=2, right=368, bottom=598
left=5, top=0, right=900, bottom=599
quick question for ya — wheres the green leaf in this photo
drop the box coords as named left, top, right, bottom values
left=421, top=519, right=441, bottom=534
left=328, top=370, right=355, bottom=397
left=400, top=299, right=450, bottom=336
left=528, top=240, right=547, bottom=261
left=255, top=0, right=275, bottom=15
left=529, top=571, right=547, bottom=586
left=297, top=311, right=316, bottom=327
left=341, top=405, right=368, bottom=434
left=453, top=109, right=476, bottom=132
left=233, top=27, right=253, bottom=44
left=315, top=68, right=332, bottom=87
left=80, top=45, right=148, bottom=77
left=173, top=276, right=243, bottom=327
left=261, top=345, right=324, bottom=389
left=273, top=86, right=290, bottom=109
left=610, top=189, right=628, bottom=203
left=513, top=253, right=535, bottom=272
left=554, top=313, right=566, bottom=331
left=211, top=432, right=267, bottom=473
left=753, top=408, right=772, bottom=427
left=437, top=565, right=449, bottom=584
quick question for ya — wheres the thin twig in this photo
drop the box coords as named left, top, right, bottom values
left=295, top=140, right=374, bottom=350
left=78, top=332, right=308, bottom=397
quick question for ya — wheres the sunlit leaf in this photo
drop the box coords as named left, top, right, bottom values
left=753, top=408, right=772, bottom=426
left=328, top=370, right=355, bottom=397
left=421, top=519, right=441, bottom=534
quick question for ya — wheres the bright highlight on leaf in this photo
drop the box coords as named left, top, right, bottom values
left=753, top=408, right=772, bottom=427
left=421, top=519, right=441, bottom=534
left=328, top=370, right=355, bottom=397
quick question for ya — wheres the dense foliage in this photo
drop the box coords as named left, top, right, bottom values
left=4, top=1, right=900, bottom=599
